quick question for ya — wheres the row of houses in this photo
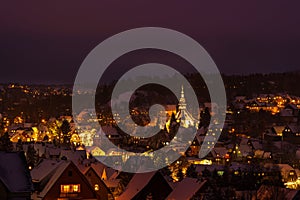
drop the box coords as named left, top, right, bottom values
left=2, top=145, right=300, bottom=199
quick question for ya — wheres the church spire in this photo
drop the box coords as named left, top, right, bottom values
left=179, top=85, right=186, bottom=110
left=181, top=85, right=184, bottom=98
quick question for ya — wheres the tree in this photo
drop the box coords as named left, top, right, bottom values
left=26, top=144, right=38, bottom=168
left=16, top=139, right=23, bottom=151
left=0, top=132, right=13, bottom=152
left=199, top=107, right=211, bottom=129
left=60, top=119, right=71, bottom=144
left=170, top=112, right=176, bottom=124
left=176, top=168, right=184, bottom=182
left=43, top=135, right=49, bottom=142
left=186, top=164, right=198, bottom=178
left=0, top=116, right=5, bottom=136
left=202, top=167, right=211, bottom=178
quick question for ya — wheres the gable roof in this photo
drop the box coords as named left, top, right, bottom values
left=286, top=124, right=300, bottom=133
left=166, top=178, right=207, bottom=200
left=117, top=171, right=156, bottom=200
left=84, top=167, right=112, bottom=193
left=92, top=163, right=115, bottom=180
left=31, top=159, right=63, bottom=183
left=211, top=147, right=228, bottom=158
left=0, top=151, right=33, bottom=193
left=38, top=161, right=70, bottom=197
left=272, top=126, right=285, bottom=135
left=38, top=161, right=96, bottom=198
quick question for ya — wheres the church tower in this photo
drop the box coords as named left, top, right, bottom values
left=175, top=86, right=199, bottom=128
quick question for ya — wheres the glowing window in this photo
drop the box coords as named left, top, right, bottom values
left=94, top=184, right=99, bottom=191
left=60, top=184, right=80, bottom=193
left=73, top=185, right=79, bottom=192
left=217, top=171, right=224, bottom=176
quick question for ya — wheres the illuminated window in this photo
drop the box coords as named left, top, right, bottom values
left=217, top=171, right=224, bottom=176
left=73, top=185, right=79, bottom=192
left=60, top=184, right=80, bottom=193
left=62, top=185, right=69, bottom=193
left=94, top=184, right=99, bottom=191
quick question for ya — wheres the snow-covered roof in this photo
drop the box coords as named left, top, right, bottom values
left=239, top=144, right=252, bottom=157
left=38, top=161, right=71, bottom=198
left=33, top=143, right=46, bottom=157
left=166, top=178, right=206, bottom=200
left=103, top=179, right=120, bottom=188
left=46, top=147, right=60, bottom=156
left=60, top=149, right=86, bottom=162
left=31, top=159, right=63, bottom=182
left=257, top=185, right=299, bottom=200
left=0, top=152, right=33, bottom=193
left=117, top=171, right=156, bottom=200
left=239, top=138, right=249, bottom=145
left=286, top=124, right=300, bottom=133
left=251, top=140, right=262, bottom=150
left=211, top=147, right=228, bottom=158
left=90, top=162, right=116, bottom=180
left=277, top=164, right=295, bottom=172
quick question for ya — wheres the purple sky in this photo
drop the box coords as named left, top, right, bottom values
left=1, top=1, right=300, bottom=84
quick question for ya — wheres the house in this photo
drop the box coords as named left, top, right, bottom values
left=45, top=147, right=60, bottom=159
left=166, top=178, right=207, bottom=200
left=31, top=159, right=63, bottom=192
left=80, top=161, right=120, bottom=195
left=101, top=126, right=121, bottom=143
left=271, top=126, right=286, bottom=137
left=232, top=96, right=247, bottom=110
left=256, top=185, right=300, bottom=200
left=254, top=150, right=272, bottom=160
left=280, top=104, right=299, bottom=123
left=87, top=146, right=106, bottom=156
left=250, top=139, right=263, bottom=150
left=73, top=158, right=119, bottom=198
left=0, top=151, right=33, bottom=200
left=84, top=166, right=113, bottom=200
left=283, top=124, right=300, bottom=137
left=117, top=171, right=172, bottom=200
left=93, top=126, right=122, bottom=147
left=195, top=164, right=224, bottom=176
left=283, top=124, right=300, bottom=143
left=187, top=138, right=200, bottom=157
left=34, top=160, right=98, bottom=200
left=277, top=164, right=297, bottom=182
left=238, top=138, right=253, bottom=157
left=10, top=128, right=32, bottom=143
left=211, top=146, right=228, bottom=164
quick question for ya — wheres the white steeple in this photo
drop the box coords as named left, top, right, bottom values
left=178, top=85, right=186, bottom=110
left=175, top=85, right=199, bottom=128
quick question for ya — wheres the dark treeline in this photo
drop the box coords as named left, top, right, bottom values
left=1, top=71, right=300, bottom=122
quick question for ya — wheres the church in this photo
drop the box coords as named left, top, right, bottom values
left=165, top=86, right=199, bottom=130
left=176, top=86, right=199, bottom=128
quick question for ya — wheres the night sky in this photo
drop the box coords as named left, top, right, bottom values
left=1, top=1, right=300, bottom=84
